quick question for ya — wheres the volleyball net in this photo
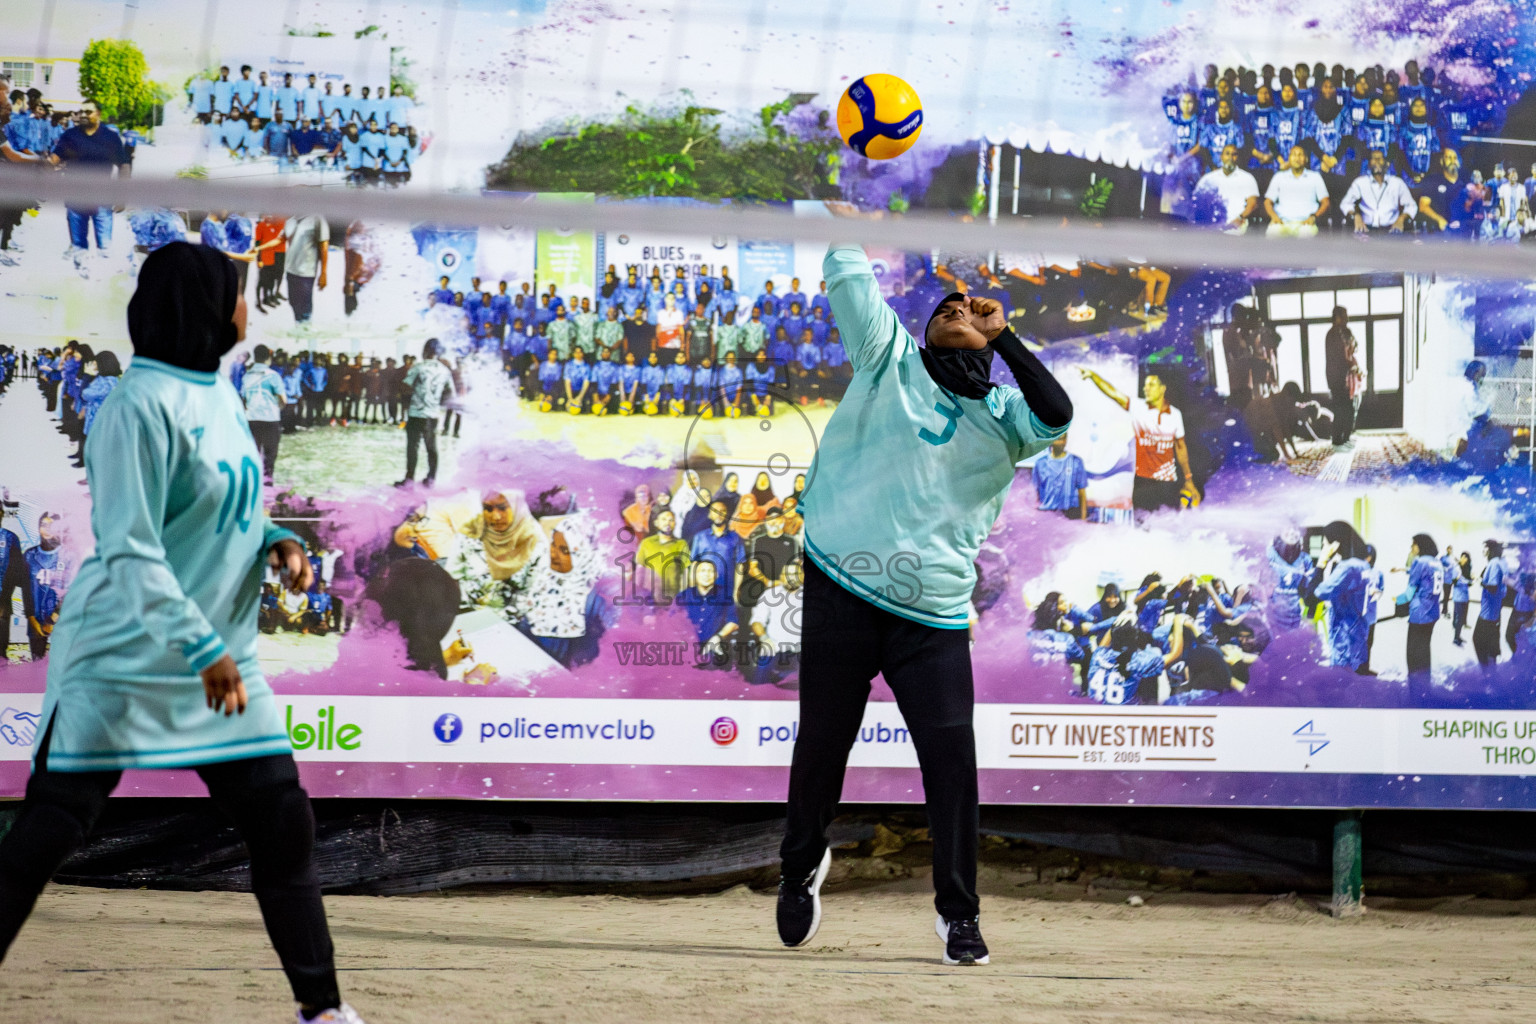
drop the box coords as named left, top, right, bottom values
left=1, top=168, right=1532, bottom=281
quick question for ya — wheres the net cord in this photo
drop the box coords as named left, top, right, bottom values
left=0, top=169, right=1526, bottom=279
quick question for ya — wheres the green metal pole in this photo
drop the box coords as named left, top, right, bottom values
left=1331, top=810, right=1364, bottom=918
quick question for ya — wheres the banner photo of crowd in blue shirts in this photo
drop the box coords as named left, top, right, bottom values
left=5, top=0, right=1536, bottom=808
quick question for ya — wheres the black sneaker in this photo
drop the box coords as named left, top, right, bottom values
left=776, top=848, right=830, bottom=947
left=935, top=914, right=990, bottom=965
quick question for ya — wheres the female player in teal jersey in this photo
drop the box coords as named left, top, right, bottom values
left=0, top=244, right=367, bottom=1024
left=776, top=241, right=1072, bottom=966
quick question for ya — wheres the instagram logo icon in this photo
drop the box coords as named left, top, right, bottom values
left=710, top=717, right=739, bottom=746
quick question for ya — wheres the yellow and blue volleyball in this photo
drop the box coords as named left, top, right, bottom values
left=837, top=74, right=923, bottom=160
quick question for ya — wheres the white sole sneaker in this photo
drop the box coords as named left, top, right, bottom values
left=296, top=1003, right=368, bottom=1024
left=786, top=847, right=832, bottom=948
left=935, top=914, right=991, bottom=965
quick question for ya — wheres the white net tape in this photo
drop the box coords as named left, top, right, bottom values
left=0, top=169, right=1531, bottom=279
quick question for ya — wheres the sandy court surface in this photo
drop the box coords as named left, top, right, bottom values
left=3, top=871, right=1536, bottom=1024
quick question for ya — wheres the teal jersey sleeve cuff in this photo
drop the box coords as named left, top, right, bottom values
left=1030, top=409, right=1070, bottom=440
left=182, top=632, right=229, bottom=673
left=262, top=520, right=301, bottom=553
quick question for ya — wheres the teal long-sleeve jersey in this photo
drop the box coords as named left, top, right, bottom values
left=36, top=357, right=300, bottom=771
left=799, top=245, right=1067, bottom=629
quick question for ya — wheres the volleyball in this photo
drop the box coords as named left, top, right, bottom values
left=837, top=74, right=923, bottom=160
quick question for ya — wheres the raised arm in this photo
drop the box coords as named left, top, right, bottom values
left=1162, top=613, right=1190, bottom=666
left=1078, top=367, right=1130, bottom=410
left=992, top=326, right=1072, bottom=438
left=1203, top=582, right=1245, bottom=621
left=823, top=243, right=906, bottom=374
left=1313, top=556, right=1348, bottom=600
left=1202, top=580, right=1228, bottom=610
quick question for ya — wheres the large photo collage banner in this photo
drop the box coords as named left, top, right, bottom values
left=4, top=0, right=1536, bottom=807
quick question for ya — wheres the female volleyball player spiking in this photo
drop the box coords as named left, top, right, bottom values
left=0, top=243, right=367, bottom=1024
left=776, top=239, right=1072, bottom=966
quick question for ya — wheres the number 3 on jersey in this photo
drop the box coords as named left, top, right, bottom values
left=918, top=396, right=963, bottom=446
left=216, top=456, right=262, bottom=534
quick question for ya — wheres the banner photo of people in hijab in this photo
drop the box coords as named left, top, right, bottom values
left=6, top=0, right=1536, bottom=807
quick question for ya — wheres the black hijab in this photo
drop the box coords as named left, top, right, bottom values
left=1323, top=521, right=1367, bottom=562
left=921, top=291, right=995, bottom=399
left=75, top=343, right=97, bottom=389
left=127, top=242, right=240, bottom=372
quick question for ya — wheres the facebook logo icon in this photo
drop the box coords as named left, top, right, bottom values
left=434, top=713, right=463, bottom=744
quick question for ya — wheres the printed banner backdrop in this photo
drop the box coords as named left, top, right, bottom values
left=474, top=224, right=538, bottom=300
left=534, top=195, right=598, bottom=306
left=735, top=241, right=797, bottom=310
left=603, top=230, right=737, bottom=310
left=8, top=0, right=1536, bottom=809
left=414, top=225, right=480, bottom=295
left=239, top=36, right=392, bottom=95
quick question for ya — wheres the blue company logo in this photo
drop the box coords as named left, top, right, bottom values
left=1294, top=720, right=1329, bottom=755
left=434, top=713, right=464, bottom=744
left=0, top=708, right=39, bottom=747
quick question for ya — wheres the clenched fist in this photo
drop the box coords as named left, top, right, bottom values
left=968, top=297, right=1006, bottom=342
